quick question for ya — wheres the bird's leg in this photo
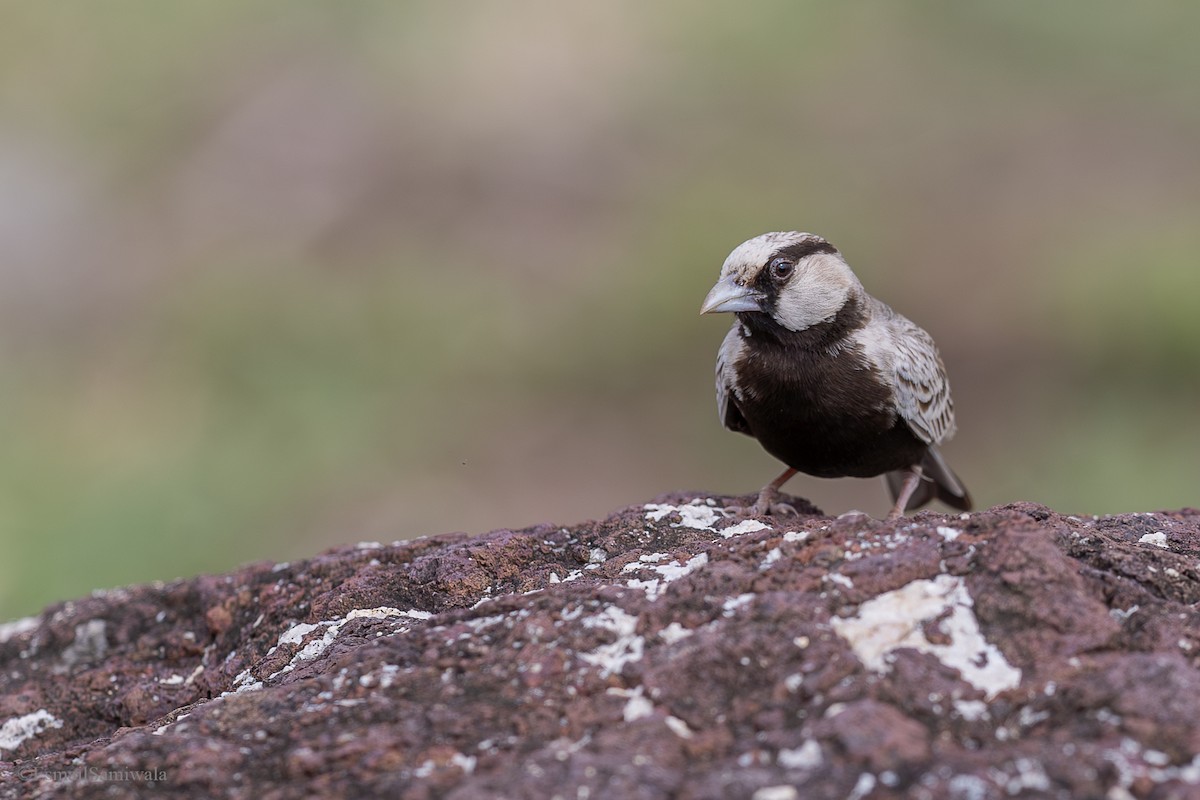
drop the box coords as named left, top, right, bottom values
left=751, top=467, right=799, bottom=516
left=887, top=465, right=924, bottom=520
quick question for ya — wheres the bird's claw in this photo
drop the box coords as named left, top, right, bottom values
left=756, top=501, right=798, bottom=517
left=724, top=485, right=799, bottom=517
left=753, top=485, right=798, bottom=517
left=723, top=502, right=797, bottom=518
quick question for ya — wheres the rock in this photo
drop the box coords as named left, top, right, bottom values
left=1, top=492, right=1199, bottom=798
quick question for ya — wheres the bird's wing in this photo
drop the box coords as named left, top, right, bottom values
left=716, top=324, right=751, bottom=435
left=885, top=313, right=956, bottom=446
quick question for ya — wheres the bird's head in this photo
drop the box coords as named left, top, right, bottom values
left=700, top=232, right=861, bottom=332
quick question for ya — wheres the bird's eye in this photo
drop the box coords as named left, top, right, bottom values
left=768, top=258, right=794, bottom=279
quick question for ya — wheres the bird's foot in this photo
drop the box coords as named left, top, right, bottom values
left=723, top=486, right=798, bottom=517
left=724, top=503, right=798, bottom=518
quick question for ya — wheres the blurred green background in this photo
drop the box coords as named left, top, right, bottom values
left=1, top=2, right=1197, bottom=620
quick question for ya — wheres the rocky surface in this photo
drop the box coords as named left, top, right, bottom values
left=2, top=492, right=1200, bottom=799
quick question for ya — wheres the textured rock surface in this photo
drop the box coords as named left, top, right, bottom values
left=2, top=492, right=1200, bottom=799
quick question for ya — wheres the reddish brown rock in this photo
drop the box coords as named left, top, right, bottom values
left=2, top=493, right=1199, bottom=799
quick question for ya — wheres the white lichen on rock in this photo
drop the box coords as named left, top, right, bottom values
left=0, top=616, right=39, bottom=644
left=0, top=710, right=63, bottom=752
left=830, top=574, right=1021, bottom=699
left=1138, top=531, right=1168, bottom=549
left=643, top=501, right=725, bottom=532
left=721, top=519, right=770, bottom=538
left=579, top=605, right=644, bottom=677
left=623, top=553, right=708, bottom=601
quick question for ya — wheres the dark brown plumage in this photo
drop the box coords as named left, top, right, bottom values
left=701, top=231, right=971, bottom=518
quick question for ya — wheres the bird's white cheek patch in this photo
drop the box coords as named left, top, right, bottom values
left=830, top=574, right=1021, bottom=700
left=773, top=279, right=847, bottom=333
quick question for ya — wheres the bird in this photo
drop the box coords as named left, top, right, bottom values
left=700, top=231, right=971, bottom=519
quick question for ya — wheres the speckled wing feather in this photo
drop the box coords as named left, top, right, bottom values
left=715, top=324, right=751, bottom=435
left=886, top=313, right=956, bottom=446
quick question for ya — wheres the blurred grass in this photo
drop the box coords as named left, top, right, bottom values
left=1, top=3, right=1198, bottom=618
left=0, top=253, right=704, bottom=611
left=1055, top=226, right=1200, bottom=377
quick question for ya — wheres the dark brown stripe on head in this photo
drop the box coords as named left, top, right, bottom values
left=773, top=239, right=837, bottom=262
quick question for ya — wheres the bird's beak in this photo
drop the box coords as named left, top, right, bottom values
left=700, top=276, right=763, bottom=314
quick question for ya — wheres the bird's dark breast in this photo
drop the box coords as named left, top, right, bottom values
left=731, top=331, right=927, bottom=479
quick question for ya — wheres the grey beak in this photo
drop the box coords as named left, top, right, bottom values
left=700, top=276, right=764, bottom=314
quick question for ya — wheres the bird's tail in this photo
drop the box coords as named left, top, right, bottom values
left=884, top=447, right=972, bottom=512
